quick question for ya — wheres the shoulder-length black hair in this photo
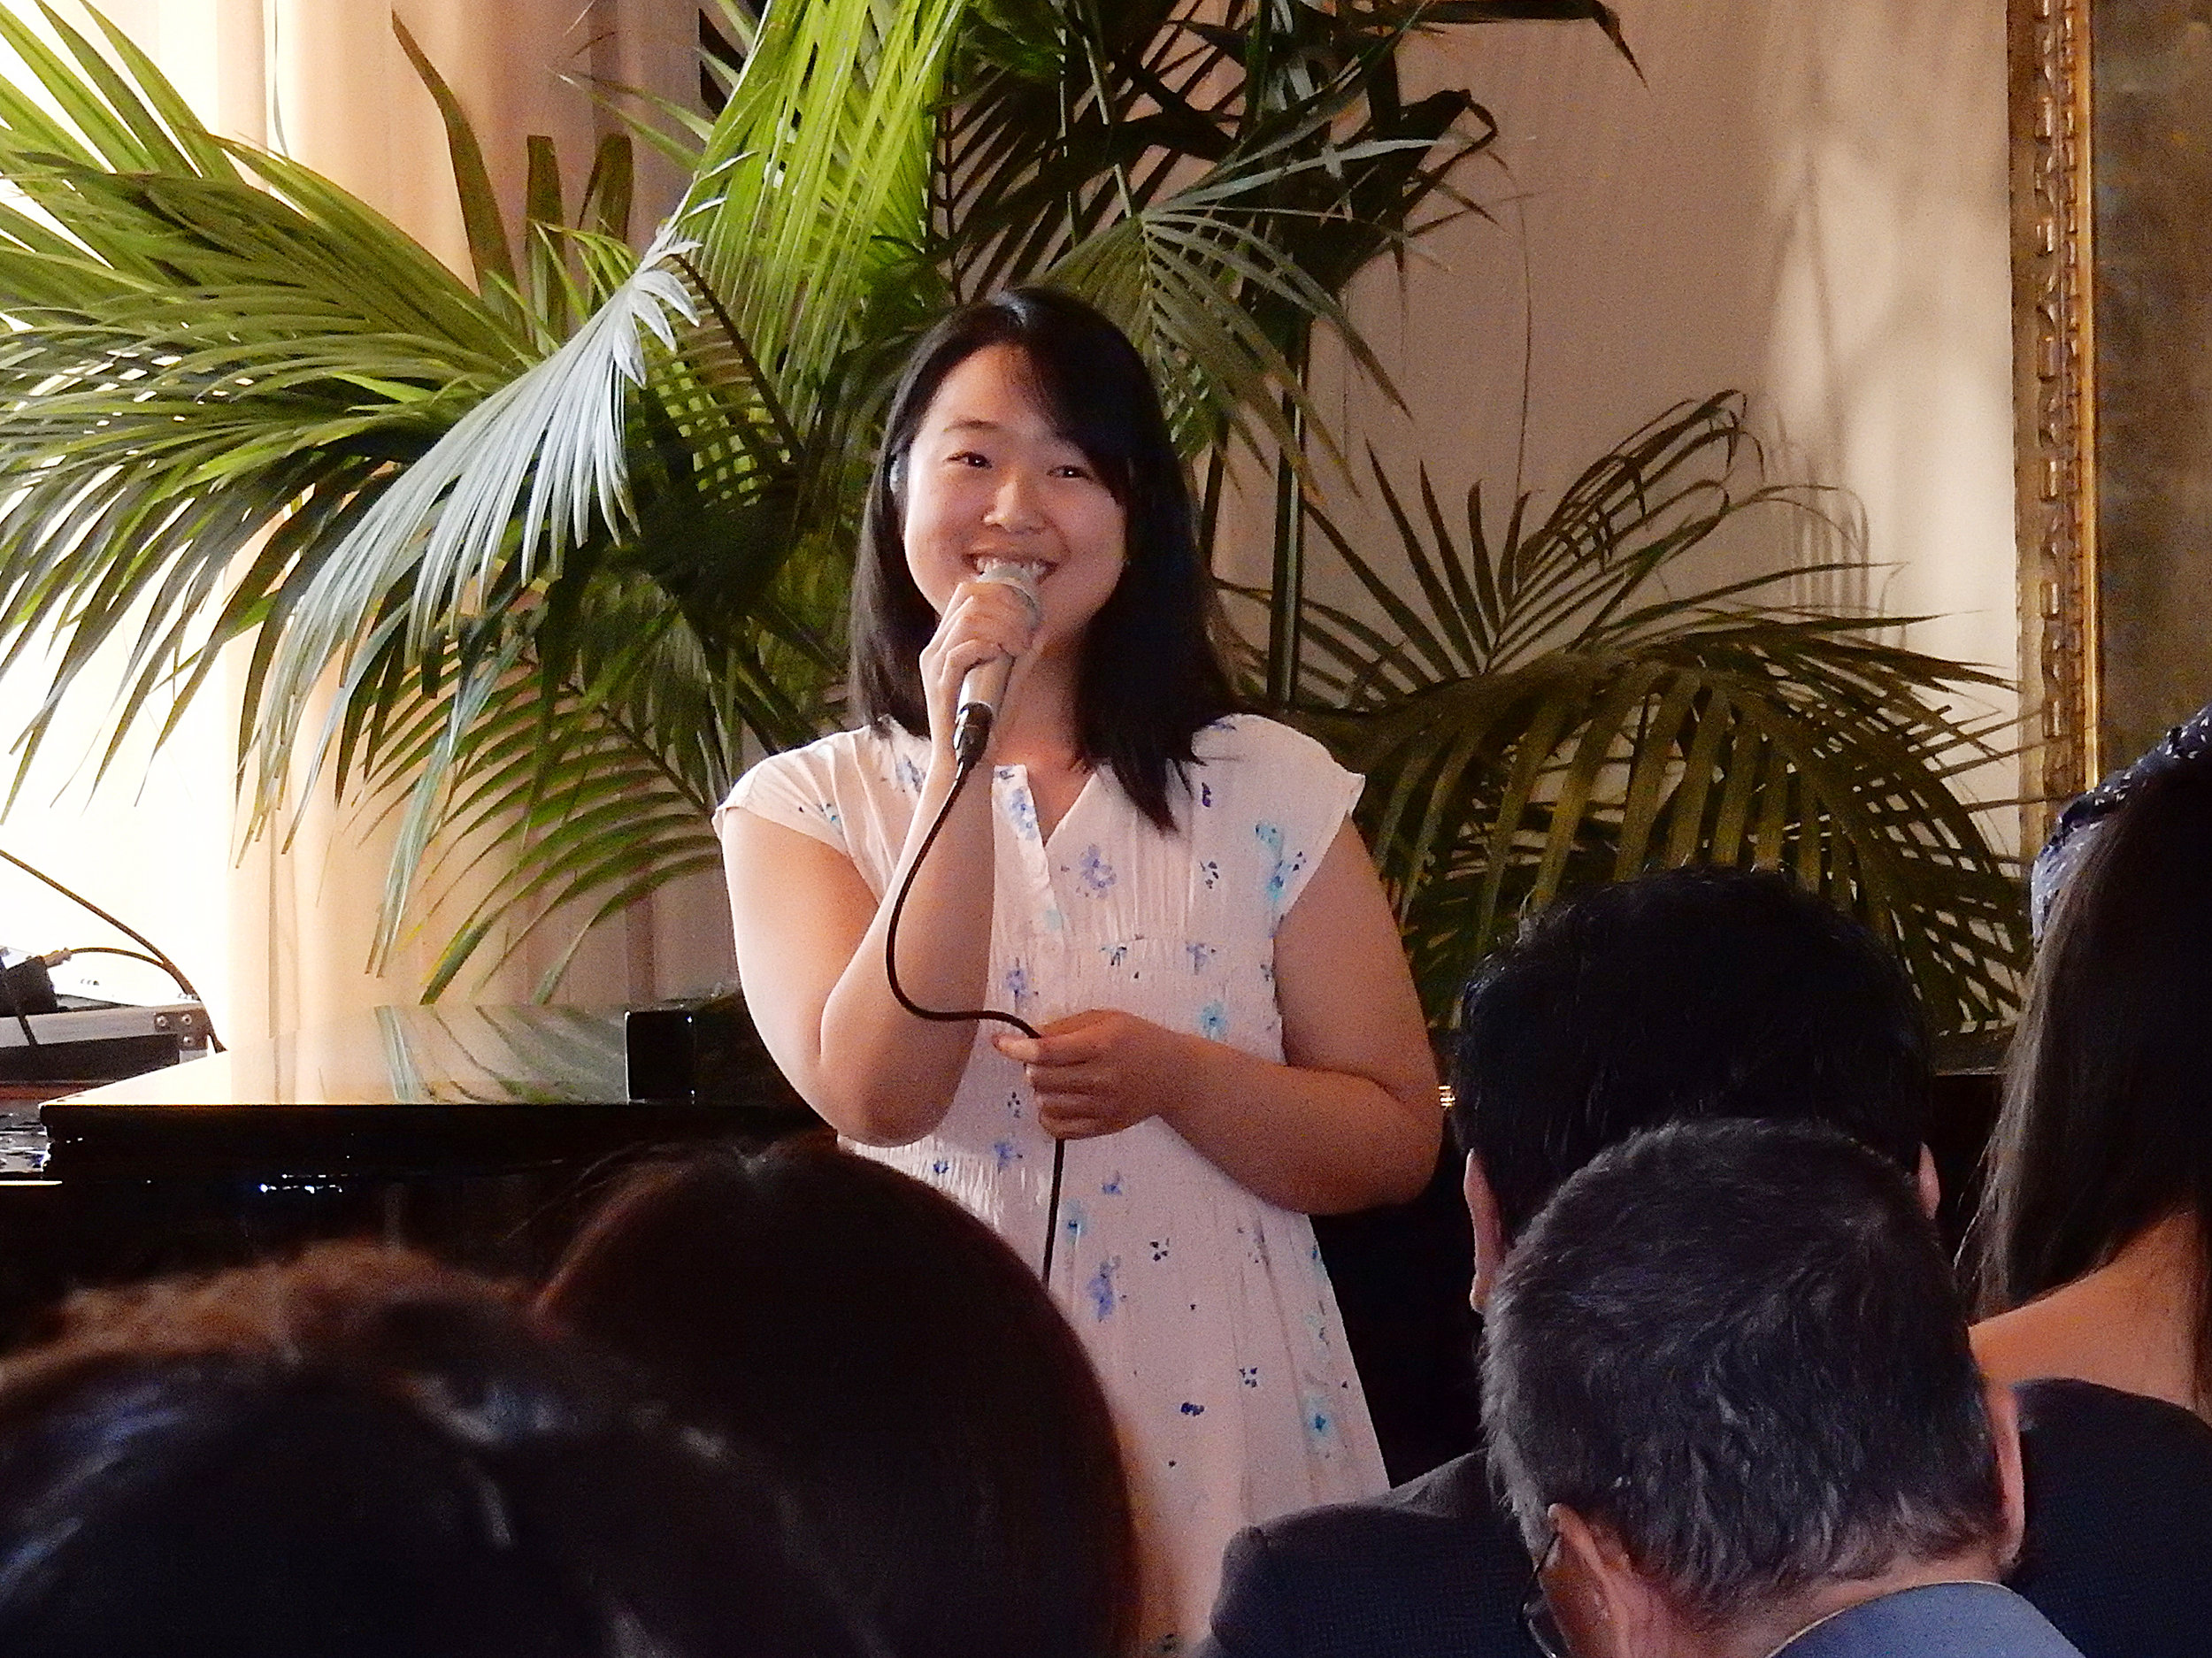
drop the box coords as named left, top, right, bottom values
left=1975, top=759, right=2212, bottom=1398
left=848, top=286, right=1237, bottom=830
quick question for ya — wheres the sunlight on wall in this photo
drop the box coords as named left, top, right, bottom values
left=1264, top=0, right=2018, bottom=846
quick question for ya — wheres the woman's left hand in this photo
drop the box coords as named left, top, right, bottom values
left=995, top=1010, right=1210, bottom=1140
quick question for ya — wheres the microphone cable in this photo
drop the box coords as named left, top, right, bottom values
left=883, top=735, right=1069, bottom=1285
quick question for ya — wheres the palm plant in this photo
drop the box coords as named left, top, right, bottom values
left=0, top=0, right=2025, bottom=1027
left=1263, top=395, right=2025, bottom=1029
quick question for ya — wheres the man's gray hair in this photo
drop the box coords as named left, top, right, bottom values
left=1483, top=1118, right=2004, bottom=1629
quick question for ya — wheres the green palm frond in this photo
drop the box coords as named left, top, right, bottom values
left=0, top=76, right=526, bottom=798
left=251, top=0, right=972, bottom=831
left=246, top=219, right=689, bottom=817
left=1254, top=393, right=2028, bottom=1031
left=687, top=0, right=970, bottom=434
left=942, top=1, right=1507, bottom=461
left=358, top=580, right=744, bottom=1000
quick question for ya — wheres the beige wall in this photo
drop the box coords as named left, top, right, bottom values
left=1235, top=0, right=2018, bottom=834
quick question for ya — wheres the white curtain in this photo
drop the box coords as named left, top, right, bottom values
left=0, top=0, right=726, bottom=1046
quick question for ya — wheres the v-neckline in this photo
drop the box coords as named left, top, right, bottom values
left=1000, top=761, right=1100, bottom=853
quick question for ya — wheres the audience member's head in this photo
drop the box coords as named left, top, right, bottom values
left=1485, top=1119, right=2024, bottom=1658
left=0, top=1242, right=877, bottom=1658
left=1452, top=866, right=1931, bottom=1297
left=1978, top=759, right=2212, bottom=1391
left=539, top=1141, right=1136, bottom=1658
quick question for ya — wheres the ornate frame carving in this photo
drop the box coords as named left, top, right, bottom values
left=2009, top=0, right=2098, bottom=847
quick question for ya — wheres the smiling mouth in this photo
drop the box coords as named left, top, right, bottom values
left=969, top=555, right=1053, bottom=582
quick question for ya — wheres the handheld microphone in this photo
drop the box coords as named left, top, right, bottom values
left=951, top=559, right=1043, bottom=769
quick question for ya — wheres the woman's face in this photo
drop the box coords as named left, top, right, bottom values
left=901, top=342, right=1128, bottom=659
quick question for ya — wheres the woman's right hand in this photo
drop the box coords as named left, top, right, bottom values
left=918, top=570, right=1043, bottom=766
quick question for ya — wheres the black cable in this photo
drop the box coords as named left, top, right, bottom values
left=884, top=750, right=1069, bottom=1283
left=0, top=847, right=224, bottom=1051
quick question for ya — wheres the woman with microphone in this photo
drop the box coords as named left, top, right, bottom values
left=718, top=288, right=1438, bottom=1649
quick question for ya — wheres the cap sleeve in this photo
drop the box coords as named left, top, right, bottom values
left=717, top=745, right=850, bottom=856
left=1191, top=716, right=1365, bottom=927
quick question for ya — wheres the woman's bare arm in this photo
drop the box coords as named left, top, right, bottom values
left=723, top=567, right=1048, bottom=1143
left=997, top=823, right=1441, bottom=1212
left=721, top=769, right=993, bottom=1143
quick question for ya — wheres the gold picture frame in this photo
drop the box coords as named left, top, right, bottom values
left=2009, top=0, right=2098, bottom=848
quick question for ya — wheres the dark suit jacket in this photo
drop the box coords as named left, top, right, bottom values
left=1197, top=1380, right=2212, bottom=1658
left=1195, top=1444, right=1534, bottom=1658
left=2009, top=1378, right=2212, bottom=1658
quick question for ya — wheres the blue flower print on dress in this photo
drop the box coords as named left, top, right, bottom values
left=1003, top=788, right=1040, bottom=842
left=1239, top=1366, right=1260, bottom=1389
left=1186, top=941, right=1217, bottom=974
left=1061, top=1200, right=1089, bottom=1242
left=1086, top=1255, right=1122, bottom=1321
left=1101, top=1171, right=1125, bottom=1196
left=1198, top=858, right=1220, bottom=889
left=1002, top=961, right=1035, bottom=1009
left=1197, top=1002, right=1228, bottom=1041
left=1256, top=821, right=1308, bottom=924
left=992, top=1138, right=1020, bottom=1170
left=1072, top=843, right=1117, bottom=894
left=1199, top=781, right=1214, bottom=809
left=1302, top=1389, right=1338, bottom=1442
left=1179, top=1401, right=1205, bottom=1416
left=815, top=800, right=842, bottom=830
left=895, top=755, right=925, bottom=795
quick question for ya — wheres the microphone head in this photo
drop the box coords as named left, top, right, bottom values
left=974, top=557, right=1044, bottom=625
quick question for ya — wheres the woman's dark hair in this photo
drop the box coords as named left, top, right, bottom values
left=539, top=1141, right=1138, bottom=1658
left=1976, top=760, right=2212, bottom=1400
left=848, top=285, right=1237, bottom=829
left=0, top=1243, right=879, bottom=1658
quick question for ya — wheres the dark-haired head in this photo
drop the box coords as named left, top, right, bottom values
left=1486, top=1119, right=2011, bottom=1632
left=539, top=1142, right=1136, bottom=1658
left=1452, top=864, right=1930, bottom=1243
left=0, top=1243, right=878, bottom=1658
left=848, top=286, right=1236, bottom=829
left=1978, top=759, right=2212, bottom=1395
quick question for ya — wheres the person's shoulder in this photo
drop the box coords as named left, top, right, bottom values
left=2009, top=1378, right=2212, bottom=1656
left=1202, top=1453, right=1524, bottom=1658
left=1193, top=713, right=1340, bottom=770
left=1245, top=1449, right=1503, bottom=1559
left=721, top=726, right=929, bottom=841
left=1778, top=1584, right=2084, bottom=1658
left=2018, top=1375, right=2212, bottom=1455
left=758, top=724, right=906, bottom=772
left=734, top=725, right=917, bottom=794
left=1189, top=716, right=1359, bottom=810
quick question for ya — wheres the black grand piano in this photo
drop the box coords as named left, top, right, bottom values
left=0, top=1003, right=818, bottom=1346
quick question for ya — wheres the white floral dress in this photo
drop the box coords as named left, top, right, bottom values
left=718, top=713, right=1389, bottom=1652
